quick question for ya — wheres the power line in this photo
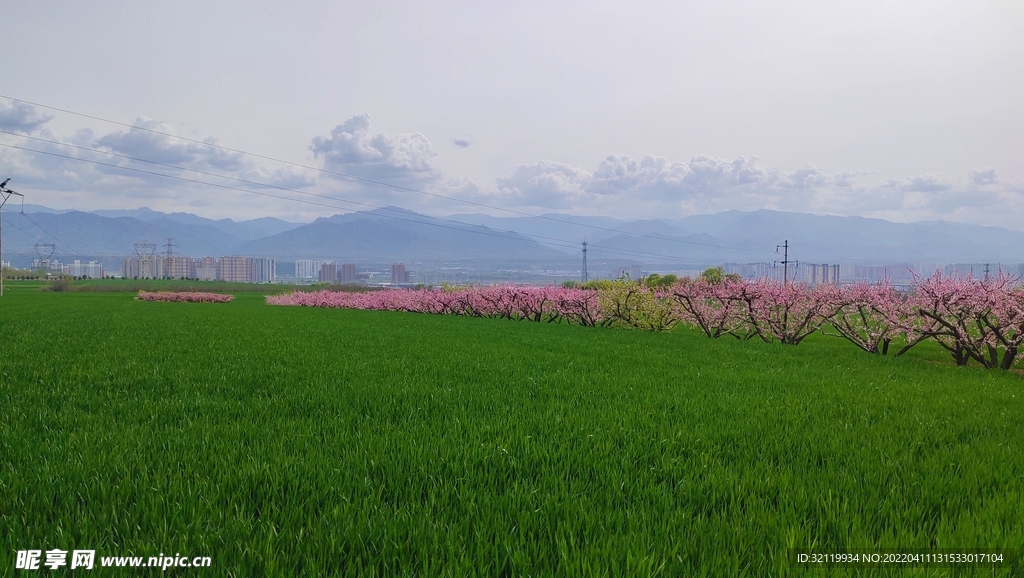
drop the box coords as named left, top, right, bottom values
left=0, top=96, right=773, bottom=256
left=0, top=141, right=740, bottom=266
left=18, top=211, right=67, bottom=246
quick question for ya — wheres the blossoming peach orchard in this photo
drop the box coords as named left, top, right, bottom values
left=268, top=272, right=1024, bottom=371
left=137, top=291, right=234, bottom=303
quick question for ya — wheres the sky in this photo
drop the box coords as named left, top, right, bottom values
left=1, top=0, right=1022, bottom=228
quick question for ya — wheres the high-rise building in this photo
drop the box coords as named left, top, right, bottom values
left=121, top=257, right=163, bottom=278
left=122, top=257, right=140, bottom=279
left=67, top=260, right=104, bottom=278
left=390, top=263, right=409, bottom=284
left=319, top=261, right=337, bottom=282
left=611, top=264, right=643, bottom=280
left=196, top=257, right=218, bottom=281
left=723, top=262, right=776, bottom=280
left=218, top=256, right=251, bottom=283
left=250, top=257, right=275, bottom=283
left=164, top=256, right=195, bottom=279
left=339, top=263, right=357, bottom=283
left=809, top=264, right=839, bottom=285
left=295, top=259, right=323, bottom=279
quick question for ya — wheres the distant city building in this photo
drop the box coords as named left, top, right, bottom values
left=390, top=263, right=409, bottom=284
left=611, top=264, right=643, bottom=280
left=66, top=260, right=104, bottom=278
left=339, top=263, right=357, bottom=283
left=723, top=262, right=777, bottom=280
left=912, top=263, right=944, bottom=277
left=122, top=257, right=163, bottom=278
left=196, top=257, right=218, bottom=281
left=844, top=264, right=896, bottom=282
left=295, top=259, right=323, bottom=279
left=33, top=258, right=63, bottom=273
left=808, top=264, right=840, bottom=285
left=940, top=263, right=1024, bottom=280
left=122, top=258, right=139, bottom=279
left=319, top=261, right=337, bottom=283
left=164, top=256, right=195, bottom=279
left=218, top=256, right=250, bottom=283
left=249, top=257, right=275, bottom=283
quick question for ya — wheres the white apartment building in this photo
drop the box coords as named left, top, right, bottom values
left=250, top=257, right=276, bottom=283
left=66, top=260, right=104, bottom=278
left=295, top=259, right=324, bottom=279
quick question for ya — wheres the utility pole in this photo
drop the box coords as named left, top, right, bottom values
left=581, top=240, right=588, bottom=284
left=0, top=178, right=25, bottom=297
left=775, top=240, right=797, bottom=284
left=164, top=238, right=175, bottom=259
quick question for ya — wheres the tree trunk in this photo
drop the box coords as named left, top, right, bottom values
left=1001, top=346, right=1019, bottom=371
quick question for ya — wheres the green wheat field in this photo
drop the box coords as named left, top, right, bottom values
left=1, top=283, right=1022, bottom=576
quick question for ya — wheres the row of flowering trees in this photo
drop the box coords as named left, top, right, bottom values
left=266, top=273, right=1024, bottom=370
left=137, top=291, right=235, bottom=303
left=267, top=285, right=604, bottom=326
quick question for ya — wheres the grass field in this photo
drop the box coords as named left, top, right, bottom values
left=1, top=282, right=1022, bottom=576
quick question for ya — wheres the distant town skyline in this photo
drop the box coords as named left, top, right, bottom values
left=1, top=1, right=1021, bottom=229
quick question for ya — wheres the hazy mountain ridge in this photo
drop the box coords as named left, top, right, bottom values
left=452, top=209, right=1024, bottom=263
left=2, top=205, right=1022, bottom=267
left=236, top=207, right=565, bottom=262
left=2, top=211, right=243, bottom=260
left=91, top=208, right=302, bottom=240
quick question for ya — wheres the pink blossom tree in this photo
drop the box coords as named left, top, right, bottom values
left=822, top=280, right=908, bottom=355
left=670, top=277, right=747, bottom=339
left=734, top=280, right=832, bottom=345
left=897, top=272, right=1023, bottom=369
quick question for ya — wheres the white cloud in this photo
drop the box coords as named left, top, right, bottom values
left=481, top=155, right=1024, bottom=230
left=493, top=154, right=856, bottom=211
left=495, top=161, right=591, bottom=208
left=887, top=172, right=956, bottom=192
left=968, top=167, right=997, bottom=185
left=309, top=115, right=441, bottom=184
left=95, top=118, right=248, bottom=171
left=0, top=118, right=319, bottom=220
left=0, top=102, right=53, bottom=134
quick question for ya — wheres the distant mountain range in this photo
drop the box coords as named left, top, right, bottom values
left=451, top=210, right=1024, bottom=265
left=3, top=204, right=1022, bottom=268
left=0, top=205, right=565, bottom=267
left=20, top=203, right=301, bottom=241
left=235, top=207, right=564, bottom=262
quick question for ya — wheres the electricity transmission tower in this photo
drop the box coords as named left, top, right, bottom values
left=0, top=178, right=25, bottom=297
left=163, top=238, right=176, bottom=279
left=134, top=242, right=157, bottom=278
left=34, top=243, right=56, bottom=276
left=581, top=240, right=588, bottom=283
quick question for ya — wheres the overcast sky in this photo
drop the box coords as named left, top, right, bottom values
left=1, top=0, right=1021, bottom=228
